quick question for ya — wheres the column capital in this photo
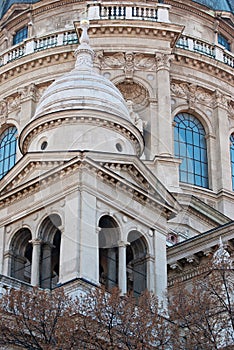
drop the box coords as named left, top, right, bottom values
left=155, top=52, right=174, bottom=71
left=29, top=238, right=42, bottom=245
left=118, top=240, right=130, bottom=248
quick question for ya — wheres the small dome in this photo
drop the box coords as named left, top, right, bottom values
left=33, top=69, right=131, bottom=123
left=20, top=20, right=144, bottom=156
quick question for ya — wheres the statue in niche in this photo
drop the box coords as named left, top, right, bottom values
left=126, top=100, right=146, bottom=134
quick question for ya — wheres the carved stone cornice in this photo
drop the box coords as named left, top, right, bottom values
left=20, top=114, right=142, bottom=156
left=88, top=22, right=182, bottom=48
left=0, top=50, right=75, bottom=84
left=0, top=154, right=177, bottom=219
left=174, top=51, right=234, bottom=85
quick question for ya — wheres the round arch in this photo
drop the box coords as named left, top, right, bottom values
left=9, top=228, right=32, bottom=283
left=172, top=105, right=214, bottom=136
left=98, top=215, right=120, bottom=291
left=126, top=230, right=148, bottom=296
left=37, top=213, right=62, bottom=289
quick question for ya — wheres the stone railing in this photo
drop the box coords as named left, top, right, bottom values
left=0, top=30, right=78, bottom=66
left=0, top=29, right=233, bottom=70
left=176, top=35, right=234, bottom=68
left=87, top=1, right=170, bottom=22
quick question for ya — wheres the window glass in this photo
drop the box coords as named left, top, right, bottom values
left=13, top=27, right=28, bottom=45
left=0, top=126, right=17, bottom=179
left=218, top=33, right=231, bottom=51
left=174, top=113, right=208, bottom=188
left=230, top=134, right=234, bottom=190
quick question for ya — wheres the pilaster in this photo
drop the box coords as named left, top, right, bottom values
left=154, top=229, right=167, bottom=302
left=155, top=53, right=173, bottom=157
left=214, top=91, right=232, bottom=191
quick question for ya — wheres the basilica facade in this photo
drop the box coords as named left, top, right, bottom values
left=0, top=0, right=233, bottom=299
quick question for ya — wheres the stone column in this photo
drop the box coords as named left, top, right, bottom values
left=155, top=53, right=173, bottom=156
left=107, top=248, right=117, bottom=290
left=41, top=242, right=53, bottom=289
left=30, top=239, right=42, bottom=287
left=118, top=241, right=128, bottom=295
left=147, top=254, right=155, bottom=292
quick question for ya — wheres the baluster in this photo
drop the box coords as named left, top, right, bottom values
left=121, top=6, right=124, bottom=18
left=100, top=6, right=104, bottom=18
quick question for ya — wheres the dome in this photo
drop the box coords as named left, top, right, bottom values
left=20, top=20, right=144, bottom=156
left=192, top=0, right=234, bottom=13
left=33, top=65, right=131, bottom=123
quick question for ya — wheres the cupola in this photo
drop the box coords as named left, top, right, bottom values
left=19, top=20, right=144, bottom=157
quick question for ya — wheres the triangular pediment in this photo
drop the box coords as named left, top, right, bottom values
left=0, top=152, right=71, bottom=195
left=0, top=151, right=181, bottom=218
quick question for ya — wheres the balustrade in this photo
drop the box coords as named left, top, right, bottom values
left=7, top=44, right=25, bottom=62
left=34, top=35, right=58, bottom=51
left=0, top=26, right=233, bottom=70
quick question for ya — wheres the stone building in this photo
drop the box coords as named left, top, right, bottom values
left=0, top=0, right=233, bottom=299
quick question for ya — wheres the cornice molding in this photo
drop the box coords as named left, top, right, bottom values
left=0, top=153, right=177, bottom=219
left=19, top=113, right=143, bottom=156
left=88, top=21, right=183, bottom=48
left=173, top=49, right=234, bottom=85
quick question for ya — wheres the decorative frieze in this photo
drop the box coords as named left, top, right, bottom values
left=101, top=52, right=156, bottom=75
left=171, top=81, right=214, bottom=108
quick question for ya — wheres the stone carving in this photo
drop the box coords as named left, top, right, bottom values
left=18, top=83, right=39, bottom=101
left=171, top=81, right=213, bottom=107
left=0, top=100, right=8, bottom=118
left=134, top=54, right=155, bottom=70
left=116, top=81, right=149, bottom=108
left=228, top=100, right=234, bottom=119
left=124, top=52, right=134, bottom=79
left=214, top=90, right=229, bottom=108
left=126, top=100, right=146, bottom=134
left=213, top=237, right=232, bottom=268
left=155, top=53, right=173, bottom=70
left=102, top=52, right=156, bottom=76
left=103, top=52, right=125, bottom=68
left=7, top=95, right=21, bottom=112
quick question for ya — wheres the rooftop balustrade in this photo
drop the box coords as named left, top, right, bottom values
left=0, top=15, right=233, bottom=70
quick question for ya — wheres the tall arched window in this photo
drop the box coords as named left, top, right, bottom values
left=98, top=215, right=119, bottom=291
left=10, top=228, right=32, bottom=283
left=174, top=113, right=208, bottom=188
left=127, top=231, right=147, bottom=297
left=230, top=133, right=234, bottom=190
left=0, top=126, right=18, bottom=179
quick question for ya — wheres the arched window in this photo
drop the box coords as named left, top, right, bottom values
left=98, top=215, right=119, bottom=291
left=127, top=231, right=147, bottom=297
left=39, top=214, right=62, bottom=289
left=174, top=113, right=208, bottom=188
left=10, top=228, right=32, bottom=283
left=0, top=126, right=18, bottom=179
left=230, top=133, right=234, bottom=190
